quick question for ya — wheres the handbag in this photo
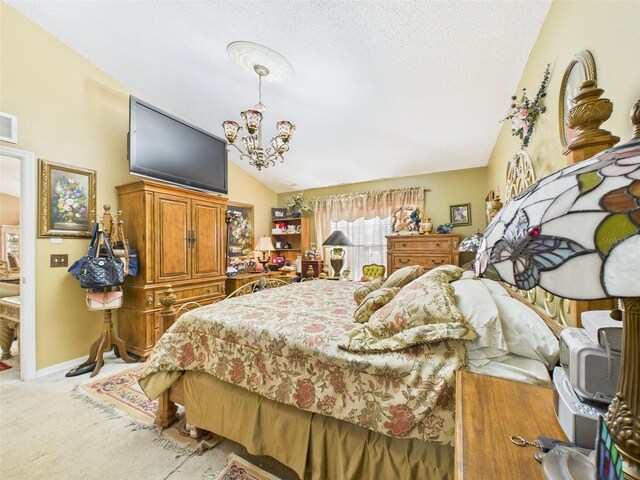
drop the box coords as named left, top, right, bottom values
left=68, top=223, right=99, bottom=280
left=86, top=287, right=123, bottom=311
left=79, top=230, right=125, bottom=289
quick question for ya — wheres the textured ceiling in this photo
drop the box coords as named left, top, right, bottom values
left=8, top=1, right=551, bottom=193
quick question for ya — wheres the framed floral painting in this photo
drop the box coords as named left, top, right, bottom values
left=226, top=202, right=254, bottom=264
left=450, top=203, right=471, bottom=226
left=39, top=160, right=96, bottom=237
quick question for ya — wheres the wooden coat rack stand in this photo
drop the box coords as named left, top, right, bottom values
left=66, top=205, right=136, bottom=378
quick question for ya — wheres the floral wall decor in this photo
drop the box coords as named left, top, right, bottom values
left=501, top=64, right=551, bottom=149
left=283, top=192, right=312, bottom=217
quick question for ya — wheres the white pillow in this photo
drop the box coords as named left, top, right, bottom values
left=480, top=278, right=511, bottom=296
left=453, top=278, right=509, bottom=360
left=492, top=295, right=560, bottom=369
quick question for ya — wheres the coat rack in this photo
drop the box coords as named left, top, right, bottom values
left=66, top=205, right=137, bottom=377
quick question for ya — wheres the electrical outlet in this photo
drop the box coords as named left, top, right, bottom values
left=50, top=254, right=68, bottom=268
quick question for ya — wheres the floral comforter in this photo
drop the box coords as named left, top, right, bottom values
left=139, top=280, right=467, bottom=445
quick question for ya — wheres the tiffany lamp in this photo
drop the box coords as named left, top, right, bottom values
left=475, top=104, right=640, bottom=478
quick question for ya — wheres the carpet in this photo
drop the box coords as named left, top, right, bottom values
left=77, top=365, right=223, bottom=454
left=215, top=453, right=282, bottom=480
left=0, top=360, right=12, bottom=371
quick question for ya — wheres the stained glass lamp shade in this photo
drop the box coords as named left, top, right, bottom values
left=475, top=127, right=640, bottom=477
left=458, top=231, right=484, bottom=253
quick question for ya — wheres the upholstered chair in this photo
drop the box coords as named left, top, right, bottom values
left=361, top=264, right=386, bottom=282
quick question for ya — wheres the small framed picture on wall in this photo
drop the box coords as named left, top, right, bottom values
left=271, top=207, right=287, bottom=219
left=450, top=203, right=471, bottom=226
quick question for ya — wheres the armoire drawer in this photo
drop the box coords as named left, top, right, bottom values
left=151, top=282, right=225, bottom=309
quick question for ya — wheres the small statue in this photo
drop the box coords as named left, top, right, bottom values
left=409, top=208, right=421, bottom=231
left=305, top=242, right=319, bottom=260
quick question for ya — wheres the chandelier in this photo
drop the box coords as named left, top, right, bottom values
left=222, top=64, right=295, bottom=171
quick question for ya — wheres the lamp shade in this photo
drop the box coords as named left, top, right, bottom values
left=475, top=138, right=640, bottom=300
left=458, top=232, right=484, bottom=253
left=255, top=236, right=276, bottom=252
left=322, top=230, right=353, bottom=247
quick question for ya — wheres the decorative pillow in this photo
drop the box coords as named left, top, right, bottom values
left=381, top=265, right=423, bottom=289
left=425, top=264, right=465, bottom=282
left=353, top=287, right=400, bottom=323
left=341, top=271, right=477, bottom=352
left=353, top=279, right=383, bottom=305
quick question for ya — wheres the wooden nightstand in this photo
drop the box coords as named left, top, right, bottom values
left=455, top=370, right=567, bottom=479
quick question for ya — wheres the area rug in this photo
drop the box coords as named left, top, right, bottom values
left=0, top=360, right=12, bottom=371
left=215, top=453, right=282, bottom=480
left=77, top=365, right=223, bottom=454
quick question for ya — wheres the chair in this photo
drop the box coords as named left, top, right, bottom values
left=7, top=252, right=19, bottom=273
left=361, top=264, right=386, bottom=282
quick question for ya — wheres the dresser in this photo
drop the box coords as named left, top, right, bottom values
left=386, top=234, right=460, bottom=275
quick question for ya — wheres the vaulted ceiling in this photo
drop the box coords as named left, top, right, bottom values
left=8, top=1, right=551, bottom=193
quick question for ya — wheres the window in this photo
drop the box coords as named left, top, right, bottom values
left=329, top=216, right=391, bottom=280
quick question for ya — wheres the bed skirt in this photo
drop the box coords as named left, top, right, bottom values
left=183, top=371, right=453, bottom=480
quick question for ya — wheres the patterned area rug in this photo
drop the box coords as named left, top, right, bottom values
left=215, top=453, right=282, bottom=480
left=0, top=360, right=12, bottom=371
left=78, top=365, right=223, bottom=453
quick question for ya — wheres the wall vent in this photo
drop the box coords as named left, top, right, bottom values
left=0, top=112, right=18, bottom=144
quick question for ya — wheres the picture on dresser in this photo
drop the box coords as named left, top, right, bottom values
left=226, top=202, right=254, bottom=264
left=450, top=203, right=471, bottom=226
left=39, top=159, right=96, bottom=237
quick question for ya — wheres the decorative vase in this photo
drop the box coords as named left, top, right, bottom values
left=420, top=218, right=433, bottom=234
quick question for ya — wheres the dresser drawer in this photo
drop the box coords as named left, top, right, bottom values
left=391, top=254, right=451, bottom=270
left=152, top=282, right=224, bottom=309
left=389, top=237, right=451, bottom=252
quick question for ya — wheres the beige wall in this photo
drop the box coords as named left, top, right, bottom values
left=0, top=4, right=275, bottom=369
left=486, top=0, right=640, bottom=195
left=0, top=193, right=19, bottom=225
left=278, top=167, right=488, bottom=245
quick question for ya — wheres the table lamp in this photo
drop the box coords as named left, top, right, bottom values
left=475, top=101, right=640, bottom=478
left=322, top=230, right=353, bottom=278
left=255, top=236, right=275, bottom=273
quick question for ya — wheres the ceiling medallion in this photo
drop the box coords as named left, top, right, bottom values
left=222, top=42, right=295, bottom=170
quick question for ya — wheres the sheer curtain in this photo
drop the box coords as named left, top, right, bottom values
left=312, top=188, right=424, bottom=280
left=330, top=217, right=391, bottom=279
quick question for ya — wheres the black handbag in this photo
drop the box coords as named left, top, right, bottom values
left=79, top=229, right=125, bottom=289
left=68, top=223, right=99, bottom=280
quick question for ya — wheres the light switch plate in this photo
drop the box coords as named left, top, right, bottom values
left=50, top=254, right=68, bottom=268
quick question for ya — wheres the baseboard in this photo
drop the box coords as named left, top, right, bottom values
left=35, top=355, right=87, bottom=379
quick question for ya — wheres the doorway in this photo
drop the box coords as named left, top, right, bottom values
left=0, top=146, right=36, bottom=381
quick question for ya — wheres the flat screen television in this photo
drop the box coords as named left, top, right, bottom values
left=128, top=96, right=228, bottom=195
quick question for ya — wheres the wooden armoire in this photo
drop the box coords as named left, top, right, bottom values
left=116, top=180, right=228, bottom=358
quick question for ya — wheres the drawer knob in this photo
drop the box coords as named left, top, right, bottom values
left=435, top=243, right=440, bottom=247
left=146, top=294, right=153, bottom=307
left=399, top=258, right=410, bottom=264
left=401, top=243, right=407, bottom=247
left=432, top=259, right=445, bottom=264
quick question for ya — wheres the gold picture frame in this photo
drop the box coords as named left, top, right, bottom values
left=558, top=50, right=597, bottom=148
left=226, top=202, right=255, bottom=264
left=39, top=159, right=96, bottom=237
left=450, top=203, right=471, bottom=226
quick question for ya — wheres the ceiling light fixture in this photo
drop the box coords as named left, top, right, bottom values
left=222, top=42, right=295, bottom=171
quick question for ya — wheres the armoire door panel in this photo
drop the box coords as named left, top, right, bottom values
left=155, top=194, right=190, bottom=282
left=192, top=201, right=223, bottom=278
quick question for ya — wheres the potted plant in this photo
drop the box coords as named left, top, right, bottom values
left=283, top=192, right=312, bottom=217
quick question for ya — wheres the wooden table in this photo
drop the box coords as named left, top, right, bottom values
left=0, top=295, right=20, bottom=359
left=455, top=370, right=567, bottom=479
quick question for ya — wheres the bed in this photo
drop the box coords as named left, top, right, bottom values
left=139, top=266, right=561, bottom=480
